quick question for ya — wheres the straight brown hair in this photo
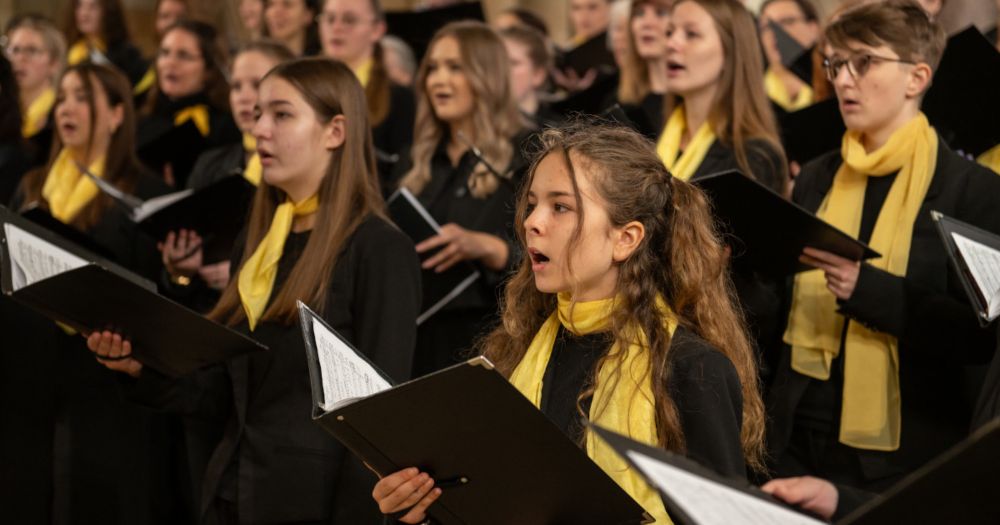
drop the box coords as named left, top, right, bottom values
left=208, top=58, right=387, bottom=327
left=63, top=0, right=132, bottom=47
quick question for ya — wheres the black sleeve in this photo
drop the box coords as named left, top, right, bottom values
left=349, top=219, right=422, bottom=382
left=386, top=85, right=416, bottom=156
left=123, top=364, right=233, bottom=421
left=831, top=483, right=878, bottom=521
left=669, top=331, right=747, bottom=479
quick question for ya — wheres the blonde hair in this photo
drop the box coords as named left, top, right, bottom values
left=7, top=15, right=67, bottom=85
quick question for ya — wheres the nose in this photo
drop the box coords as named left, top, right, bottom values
left=523, top=205, right=543, bottom=236
left=832, top=62, right=855, bottom=90
left=252, top=114, right=270, bottom=141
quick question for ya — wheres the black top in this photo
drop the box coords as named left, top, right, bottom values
left=186, top=142, right=246, bottom=190
left=0, top=142, right=31, bottom=206
left=539, top=326, right=748, bottom=479
left=104, top=40, right=150, bottom=87
left=127, top=214, right=421, bottom=524
left=372, top=83, right=416, bottom=189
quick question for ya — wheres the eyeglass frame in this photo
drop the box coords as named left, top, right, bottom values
left=822, top=52, right=917, bottom=82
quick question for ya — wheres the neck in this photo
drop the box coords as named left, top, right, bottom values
left=20, top=83, right=51, bottom=110
left=448, top=119, right=475, bottom=148
left=284, top=32, right=306, bottom=56
left=647, top=58, right=669, bottom=94
left=346, top=49, right=374, bottom=73
left=681, top=85, right=715, bottom=145
left=861, top=106, right=920, bottom=153
left=67, top=143, right=104, bottom=168
left=519, top=93, right=539, bottom=116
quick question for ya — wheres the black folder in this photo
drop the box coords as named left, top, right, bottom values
left=558, top=31, right=617, bottom=77
left=838, top=418, right=1000, bottom=524
left=131, top=175, right=255, bottom=263
left=776, top=97, right=846, bottom=165
left=591, top=425, right=826, bottom=525
left=693, top=170, right=879, bottom=277
left=0, top=208, right=266, bottom=377
left=136, top=117, right=209, bottom=189
left=19, top=204, right=118, bottom=262
left=385, top=2, right=485, bottom=62
left=386, top=188, right=480, bottom=325
left=297, top=302, right=652, bottom=525
left=769, top=20, right=814, bottom=86
left=931, top=211, right=1000, bottom=326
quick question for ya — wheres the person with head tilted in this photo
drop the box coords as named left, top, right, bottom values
left=5, top=15, right=65, bottom=168
left=160, top=41, right=294, bottom=312
left=62, top=0, right=148, bottom=86
left=758, top=0, right=821, bottom=112
left=500, top=25, right=560, bottom=129
left=392, top=21, right=529, bottom=377
left=318, top=0, right=415, bottom=188
left=4, top=62, right=177, bottom=524
left=264, top=0, right=321, bottom=56
left=88, top=58, right=421, bottom=525
left=767, top=0, right=1000, bottom=492
left=137, top=20, right=240, bottom=189
left=372, top=124, right=767, bottom=525
left=613, top=0, right=671, bottom=137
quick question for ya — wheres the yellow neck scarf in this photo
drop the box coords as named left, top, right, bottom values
left=784, top=112, right=937, bottom=451
left=977, top=143, right=1000, bottom=175
left=41, top=149, right=106, bottom=223
left=22, top=87, right=56, bottom=138
left=67, top=37, right=106, bottom=66
left=352, top=57, right=374, bottom=88
left=509, top=293, right=675, bottom=524
left=174, top=104, right=210, bottom=137
left=134, top=65, right=156, bottom=95
left=242, top=133, right=261, bottom=186
left=655, top=105, right=716, bottom=181
left=237, top=195, right=319, bottom=330
left=764, top=68, right=813, bottom=112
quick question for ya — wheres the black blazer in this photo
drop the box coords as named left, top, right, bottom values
left=767, top=140, right=1000, bottom=479
left=372, top=83, right=415, bottom=187
left=127, top=215, right=421, bottom=524
left=105, top=39, right=149, bottom=87
left=186, top=142, right=246, bottom=190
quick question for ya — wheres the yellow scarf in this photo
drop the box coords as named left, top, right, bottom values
left=22, top=87, right=56, bottom=138
left=977, top=143, right=1000, bottom=175
left=41, top=149, right=106, bottom=223
left=133, top=65, right=156, bottom=95
left=352, top=57, right=374, bottom=88
left=655, top=106, right=716, bottom=181
left=67, top=38, right=106, bottom=65
left=510, top=293, right=674, bottom=524
left=237, top=195, right=319, bottom=330
left=174, top=105, right=210, bottom=137
left=784, top=113, right=937, bottom=451
left=764, top=68, right=814, bottom=112
left=242, top=134, right=262, bottom=186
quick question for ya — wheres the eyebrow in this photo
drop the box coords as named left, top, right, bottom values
left=264, top=100, right=294, bottom=109
left=527, top=190, right=575, bottom=199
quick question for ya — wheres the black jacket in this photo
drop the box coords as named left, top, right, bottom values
left=767, top=140, right=1000, bottom=480
left=372, top=83, right=415, bottom=189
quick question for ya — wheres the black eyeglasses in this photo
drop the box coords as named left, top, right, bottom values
left=823, top=52, right=916, bottom=82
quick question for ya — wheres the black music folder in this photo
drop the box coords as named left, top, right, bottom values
left=776, top=97, right=846, bottom=165
left=386, top=187, right=479, bottom=325
left=19, top=204, right=117, bottom=261
left=931, top=211, right=1000, bottom=325
left=694, top=170, right=879, bottom=277
left=297, top=302, right=652, bottom=525
left=136, top=118, right=208, bottom=189
left=131, top=175, right=255, bottom=263
left=839, top=418, right=1000, bottom=524
left=769, top=20, right=814, bottom=86
left=0, top=208, right=266, bottom=378
left=591, top=425, right=826, bottom=525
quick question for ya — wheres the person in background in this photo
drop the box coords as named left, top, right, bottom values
left=134, top=0, right=191, bottom=102
left=381, top=35, right=416, bottom=87
left=758, top=0, right=820, bottom=112
left=615, top=0, right=671, bottom=137
left=0, top=53, right=30, bottom=204
left=238, top=0, right=266, bottom=41
left=264, top=0, right=320, bottom=56
left=62, top=0, right=147, bottom=86
left=500, top=25, right=558, bottom=129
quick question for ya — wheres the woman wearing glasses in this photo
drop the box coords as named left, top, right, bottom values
left=767, top=0, right=1000, bottom=492
left=317, top=0, right=414, bottom=188
left=5, top=15, right=65, bottom=168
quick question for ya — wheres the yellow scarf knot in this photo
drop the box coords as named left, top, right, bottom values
left=242, top=133, right=261, bottom=186
left=237, top=195, right=319, bottom=330
left=41, top=149, right=106, bottom=223
left=510, top=292, right=676, bottom=523
left=764, top=67, right=814, bottom=111
left=655, top=105, right=716, bottom=181
left=22, top=87, right=56, bottom=138
left=976, top=143, right=1000, bottom=175
left=785, top=112, right=937, bottom=451
left=174, top=105, right=211, bottom=137
left=67, top=38, right=106, bottom=66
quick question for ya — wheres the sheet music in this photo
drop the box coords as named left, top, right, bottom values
left=131, top=189, right=194, bottom=222
left=312, top=318, right=391, bottom=411
left=952, top=233, right=1000, bottom=320
left=626, top=451, right=825, bottom=525
left=3, top=223, right=88, bottom=291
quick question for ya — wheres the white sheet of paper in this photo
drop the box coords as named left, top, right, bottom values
left=952, top=232, right=1000, bottom=320
left=626, top=451, right=825, bottom=525
left=312, top=318, right=391, bottom=411
left=131, top=189, right=194, bottom=222
left=3, top=223, right=88, bottom=291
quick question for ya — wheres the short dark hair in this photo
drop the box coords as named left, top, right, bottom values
left=759, top=0, right=819, bottom=22
left=825, top=0, right=946, bottom=72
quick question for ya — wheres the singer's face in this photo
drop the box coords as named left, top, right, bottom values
left=55, top=70, right=121, bottom=153
left=425, top=36, right=475, bottom=127
left=157, top=28, right=207, bottom=100
left=230, top=51, right=279, bottom=133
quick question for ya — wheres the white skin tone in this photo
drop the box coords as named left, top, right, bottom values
left=915, top=0, right=942, bottom=19
left=265, top=0, right=314, bottom=56
left=371, top=152, right=644, bottom=523
left=799, top=41, right=932, bottom=299
left=239, top=0, right=265, bottom=36
left=492, top=12, right=522, bottom=32
left=75, top=0, right=102, bottom=39
left=609, top=5, right=631, bottom=68
left=664, top=0, right=724, bottom=149
left=155, top=0, right=188, bottom=37
left=318, top=0, right=385, bottom=71
left=156, top=28, right=207, bottom=100
left=7, top=27, right=60, bottom=113
left=761, top=476, right=839, bottom=520
left=55, top=70, right=124, bottom=169
left=417, top=36, right=509, bottom=273
left=758, top=0, right=818, bottom=99
left=502, top=37, right=546, bottom=115
left=381, top=42, right=414, bottom=87
left=161, top=51, right=281, bottom=285
left=631, top=2, right=671, bottom=94
left=87, top=75, right=346, bottom=377
left=570, top=0, right=611, bottom=41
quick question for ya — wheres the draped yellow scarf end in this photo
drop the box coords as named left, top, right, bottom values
left=655, top=106, right=716, bottom=181
left=174, top=105, right=210, bottom=137
left=764, top=68, right=814, bottom=112
left=67, top=38, right=107, bottom=66
left=242, top=133, right=261, bottom=186
left=41, top=149, right=106, bottom=223
left=22, top=87, right=56, bottom=138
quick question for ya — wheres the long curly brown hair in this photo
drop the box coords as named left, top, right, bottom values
left=478, top=123, right=766, bottom=472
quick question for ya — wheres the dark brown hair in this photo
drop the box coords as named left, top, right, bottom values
left=143, top=19, right=231, bottom=114
left=618, top=0, right=672, bottom=104
left=20, top=62, right=142, bottom=230
left=824, top=0, right=946, bottom=74
left=63, top=0, right=132, bottom=47
left=208, top=58, right=386, bottom=327
left=759, top=0, right=819, bottom=22
left=234, top=39, right=296, bottom=66
left=479, top=123, right=766, bottom=472
left=499, top=24, right=553, bottom=71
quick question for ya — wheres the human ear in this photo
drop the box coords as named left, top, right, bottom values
left=110, top=104, right=125, bottom=133
left=323, top=114, right=347, bottom=150
left=904, top=62, right=933, bottom=99
left=612, top=220, right=645, bottom=262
